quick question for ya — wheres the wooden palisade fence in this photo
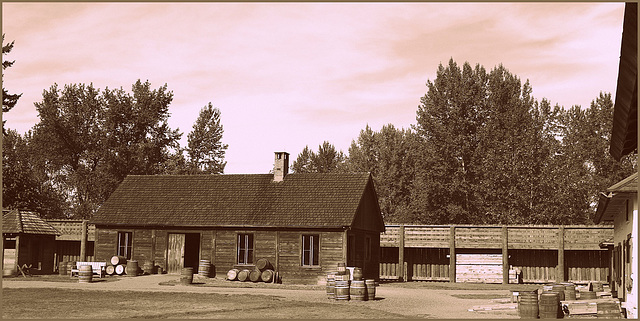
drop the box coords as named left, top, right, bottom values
left=380, top=225, right=613, bottom=284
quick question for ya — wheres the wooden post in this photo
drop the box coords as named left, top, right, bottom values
left=275, top=230, right=280, bottom=273
left=398, top=224, right=405, bottom=281
left=343, top=229, right=348, bottom=265
left=15, top=235, right=20, bottom=272
left=80, top=220, right=87, bottom=262
left=151, top=229, right=156, bottom=264
left=449, top=226, right=456, bottom=283
left=557, top=226, right=565, bottom=282
left=502, top=226, right=509, bottom=284
left=210, top=231, right=215, bottom=266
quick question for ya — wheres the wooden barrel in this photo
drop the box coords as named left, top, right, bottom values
left=337, top=262, right=346, bottom=275
left=249, top=268, right=262, bottom=282
left=227, top=268, right=240, bottom=281
left=256, top=258, right=272, bottom=271
left=143, top=261, right=155, bottom=275
left=110, top=255, right=126, bottom=266
left=590, top=281, right=604, bottom=292
left=326, top=273, right=336, bottom=299
left=597, top=301, right=621, bottom=319
left=551, top=284, right=565, bottom=301
left=365, top=279, right=376, bottom=301
left=261, top=269, right=274, bottom=283
left=106, top=265, right=115, bottom=275
left=335, top=280, right=350, bottom=301
left=518, top=290, right=539, bottom=319
left=580, top=291, right=597, bottom=300
left=181, top=267, right=194, bottom=285
left=350, top=280, right=366, bottom=301
left=126, top=260, right=139, bottom=276
left=539, top=291, right=559, bottom=319
left=78, top=265, right=93, bottom=283
left=237, top=269, right=251, bottom=282
left=352, top=267, right=363, bottom=281
left=198, top=260, right=211, bottom=277
left=58, top=261, right=68, bottom=276
left=115, top=264, right=126, bottom=275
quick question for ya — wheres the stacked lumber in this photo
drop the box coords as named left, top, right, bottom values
left=456, top=254, right=503, bottom=284
left=561, top=298, right=623, bottom=318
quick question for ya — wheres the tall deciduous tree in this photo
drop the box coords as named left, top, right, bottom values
left=412, top=59, right=488, bottom=224
left=291, top=141, right=346, bottom=173
left=347, top=124, right=419, bottom=223
left=30, top=80, right=182, bottom=218
left=2, top=35, right=22, bottom=134
left=187, top=103, right=228, bottom=174
left=2, top=129, right=67, bottom=217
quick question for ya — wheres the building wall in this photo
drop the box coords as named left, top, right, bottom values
left=612, top=195, right=637, bottom=318
left=95, top=226, right=378, bottom=284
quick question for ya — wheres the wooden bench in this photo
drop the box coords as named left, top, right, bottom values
left=70, top=262, right=106, bottom=278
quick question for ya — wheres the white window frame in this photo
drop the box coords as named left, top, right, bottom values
left=301, top=234, right=320, bottom=266
left=237, top=233, right=254, bottom=265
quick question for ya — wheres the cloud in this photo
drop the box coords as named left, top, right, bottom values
left=1, top=2, right=626, bottom=173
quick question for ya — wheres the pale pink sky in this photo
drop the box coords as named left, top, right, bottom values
left=1, top=2, right=625, bottom=173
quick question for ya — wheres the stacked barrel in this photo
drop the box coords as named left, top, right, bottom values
left=226, top=258, right=276, bottom=283
left=109, top=256, right=128, bottom=276
left=326, top=263, right=376, bottom=302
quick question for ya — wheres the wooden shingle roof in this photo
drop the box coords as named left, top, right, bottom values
left=91, top=173, right=376, bottom=228
left=2, top=209, right=60, bottom=235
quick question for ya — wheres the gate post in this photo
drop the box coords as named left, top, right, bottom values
left=449, top=226, right=456, bottom=283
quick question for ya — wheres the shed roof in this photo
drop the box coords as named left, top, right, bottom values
left=594, top=172, right=637, bottom=224
left=91, top=173, right=379, bottom=229
left=610, top=2, right=638, bottom=161
left=2, top=209, right=60, bottom=235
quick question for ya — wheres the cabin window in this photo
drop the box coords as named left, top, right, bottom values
left=301, top=234, right=319, bottom=266
left=237, top=233, right=254, bottom=265
left=117, top=231, right=132, bottom=260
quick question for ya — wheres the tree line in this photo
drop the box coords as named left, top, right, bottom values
left=3, top=37, right=228, bottom=218
left=3, top=36, right=635, bottom=224
left=293, top=60, right=636, bottom=225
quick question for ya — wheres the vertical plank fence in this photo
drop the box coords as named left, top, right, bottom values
left=380, top=224, right=613, bottom=284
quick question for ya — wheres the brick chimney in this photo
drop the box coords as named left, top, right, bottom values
left=273, top=152, right=289, bottom=182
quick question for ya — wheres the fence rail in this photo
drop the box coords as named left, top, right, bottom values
left=379, top=224, right=613, bottom=283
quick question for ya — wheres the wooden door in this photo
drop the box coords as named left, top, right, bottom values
left=167, top=234, right=185, bottom=274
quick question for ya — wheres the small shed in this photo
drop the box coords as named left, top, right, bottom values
left=2, top=209, right=60, bottom=276
left=91, top=152, right=385, bottom=284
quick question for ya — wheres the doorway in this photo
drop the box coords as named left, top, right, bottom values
left=166, top=233, right=200, bottom=274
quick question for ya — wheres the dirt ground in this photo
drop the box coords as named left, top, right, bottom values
left=2, top=274, right=524, bottom=319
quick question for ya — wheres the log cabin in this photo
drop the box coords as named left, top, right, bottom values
left=90, top=152, right=384, bottom=284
